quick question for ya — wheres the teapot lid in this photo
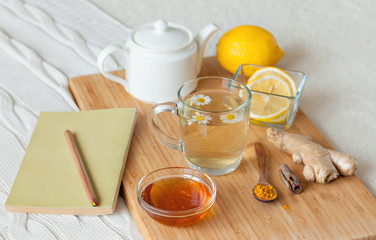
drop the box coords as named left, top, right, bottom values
left=130, top=20, right=193, bottom=51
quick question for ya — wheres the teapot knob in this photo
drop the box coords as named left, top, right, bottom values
left=154, top=19, right=168, bottom=32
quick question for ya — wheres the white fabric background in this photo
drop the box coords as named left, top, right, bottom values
left=0, top=0, right=375, bottom=239
left=0, top=0, right=141, bottom=239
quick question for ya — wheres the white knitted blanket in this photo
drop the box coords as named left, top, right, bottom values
left=0, top=0, right=141, bottom=239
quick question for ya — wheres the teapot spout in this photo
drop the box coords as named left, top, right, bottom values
left=195, top=24, right=219, bottom=75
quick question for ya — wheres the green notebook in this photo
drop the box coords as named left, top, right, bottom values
left=6, top=108, right=137, bottom=215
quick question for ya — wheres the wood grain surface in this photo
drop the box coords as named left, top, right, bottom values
left=69, top=57, right=376, bottom=240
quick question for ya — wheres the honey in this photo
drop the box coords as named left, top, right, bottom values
left=141, top=176, right=212, bottom=226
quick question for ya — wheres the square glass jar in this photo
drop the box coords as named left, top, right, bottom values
left=232, top=64, right=307, bottom=129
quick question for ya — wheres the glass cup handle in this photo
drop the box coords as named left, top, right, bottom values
left=148, top=102, right=182, bottom=151
left=97, top=45, right=129, bottom=91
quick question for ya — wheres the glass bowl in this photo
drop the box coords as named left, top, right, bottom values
left=137, top=167, right=217, bottom=227
left=232, top=64, right=307, bottom=129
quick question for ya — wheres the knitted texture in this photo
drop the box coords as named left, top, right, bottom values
left=0, top=0, right=141, bottom=239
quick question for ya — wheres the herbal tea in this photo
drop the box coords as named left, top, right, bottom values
left=181, top=89, right=250, bottom=175
left=149, top=77, right=251, bottom=175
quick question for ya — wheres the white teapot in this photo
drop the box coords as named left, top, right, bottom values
left=97, top=20, right=219, bottom=103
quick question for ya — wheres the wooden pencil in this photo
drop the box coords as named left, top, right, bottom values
left=64, top=130, right=98, bottom=207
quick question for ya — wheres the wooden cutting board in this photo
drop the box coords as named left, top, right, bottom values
left=69, top=57, right=376, bottom=239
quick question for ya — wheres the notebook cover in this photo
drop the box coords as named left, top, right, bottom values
left=5, top=108, right=137, bottom=215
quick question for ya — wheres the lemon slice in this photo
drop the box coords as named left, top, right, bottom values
left=268, top=111, right=288, bottom=123
left=249, top=67, right=297, bottom=95
left=247, top=74, right=292, bottom=120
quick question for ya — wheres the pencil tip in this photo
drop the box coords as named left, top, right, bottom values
left=92, top=201, right=97, bottom=207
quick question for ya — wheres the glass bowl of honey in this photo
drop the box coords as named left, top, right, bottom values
left=137, top=167, right=217, bottom=227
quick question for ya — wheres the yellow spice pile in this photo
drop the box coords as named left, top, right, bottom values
left=253, top=184, right=276, bottom=200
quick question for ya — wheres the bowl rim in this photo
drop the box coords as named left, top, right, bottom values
left=232, top=63, right=307, bottom=99
left=137, top=167, right=217, bottom=218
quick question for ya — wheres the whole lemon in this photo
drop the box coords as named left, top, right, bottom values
left=216, top=25, right=284, bottom=74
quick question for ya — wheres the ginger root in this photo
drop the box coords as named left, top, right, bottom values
left=266, top=128, right=357, bottom=184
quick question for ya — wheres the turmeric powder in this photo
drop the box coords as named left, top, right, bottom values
left=253, top=184, right=276, bottom=200
left=282, top=204, right=289, bottom=210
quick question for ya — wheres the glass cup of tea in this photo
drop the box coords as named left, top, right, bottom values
left=148, top=77, right=251, bottom=175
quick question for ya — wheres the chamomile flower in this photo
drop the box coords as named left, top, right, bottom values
left=190, top=94, right=212, bottom=106
left=220, top=112, right=242, bottom=124
left=188, top=113, right=212, bottom=125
